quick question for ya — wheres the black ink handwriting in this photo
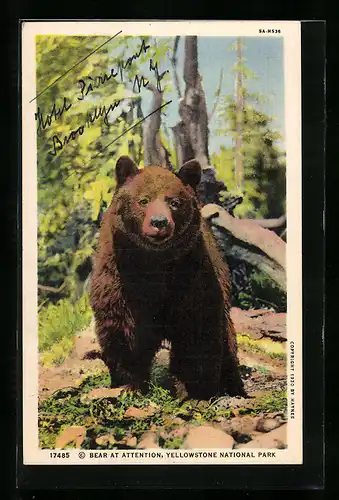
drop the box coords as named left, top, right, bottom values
left=87, top=99, right=122, bottom=127
left=53, top=100, right=172, bottom=178
left=49, top=98, right=122, bottom=156
left=35, top=97, right=72, bottom=134
left=50, top=126, right=85, bottom=156
left=77, top=38, right=151, bottom=100
left=149, top=59, right=169, bottom=93
left=30, top=30, right=122, bottom=103
left=132, top=75, right=149, bottom=93
left=89, top=100, right=172, bottom=163
left=38, top=37, right=171, bottom=160
left=122, top=38, right=151, bottom=71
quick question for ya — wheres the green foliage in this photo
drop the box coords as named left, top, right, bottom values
left=40, top=337, right=74, bottom=367
left=238, top=390, right=287, bottom=416
left=39, top=293, right=92, bottom=363
left=234, top=268, right=287, bottom=312
left=159, top=435, right=186, bottom=449
left=250, top=270, right=285, bottom=305
left=39, top=372, right=235, bottom=449
left=236, top=333, right=286, bottom=360
left=36, top=35, right=172, bottom=303
left=212, top=40, right=286, bottom=219
left=150, top=359, right=173, bottom=389
left=78, top=372, right=112, bottom=393
left=37, top=35, right=286, bottom=315
left=254, top=365, right=271, bottom=377
left=39, top=365, right=287, bottom=448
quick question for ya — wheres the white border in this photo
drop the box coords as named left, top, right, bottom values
left=22, top=20, right=302, bottom=465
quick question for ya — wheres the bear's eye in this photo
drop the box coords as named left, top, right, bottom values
left=169, top=198, right=182, bottom=210
left=139, top=198, right=149, bottom=206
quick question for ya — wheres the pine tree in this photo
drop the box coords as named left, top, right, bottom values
left=212, top=39, right=286, bottom=219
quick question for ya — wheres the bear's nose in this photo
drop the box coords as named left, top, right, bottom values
left=150, top=215, right=170, bottom=229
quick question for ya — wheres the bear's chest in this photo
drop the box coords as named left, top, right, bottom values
left=116, top=251, right=170, bottom=307
left=125, top=269, right=168, bottom=302
left=118, top=250, right=207, bottom=307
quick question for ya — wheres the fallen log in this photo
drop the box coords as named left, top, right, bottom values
left=202, top=204, right=286, bottom=292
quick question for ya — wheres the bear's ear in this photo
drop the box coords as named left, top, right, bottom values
left=177, top=159, right=202, bottom=191
left=115, top=156, right=139, bottom=187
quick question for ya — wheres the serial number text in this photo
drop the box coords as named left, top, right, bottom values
left=259, top=29, right=281, bottom=34
left=50, top=452, right=70, bottom=458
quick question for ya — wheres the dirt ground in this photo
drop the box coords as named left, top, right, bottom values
left=38, top=309, right=287, bottom=450
left=39, top=309, right=287, bottom=398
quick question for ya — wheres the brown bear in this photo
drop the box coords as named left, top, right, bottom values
left=90, top=155, right=245, bottom=400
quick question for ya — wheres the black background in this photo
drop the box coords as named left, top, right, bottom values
left=5, top=13, right=330, bottom=498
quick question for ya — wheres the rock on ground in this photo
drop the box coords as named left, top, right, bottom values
left=256, top=416, right=283, bottom=433
left=184, top=425, right=234, bottom=449
left=236, top=422, right=287, bottom=449
left=231, top=307, right=286, bottom=341
left=95, top=434, right=116, bottom=446
left=137, top=432, right=161, bottom=449
left=82, top=387, right=127, bottom=401
left=126, top=436, right=137, bottom=447
left=215, top=415, right=259, bottom=443
left=55, top=426, right=86, bottom=449
left=124, top=405, right=159, bottom=419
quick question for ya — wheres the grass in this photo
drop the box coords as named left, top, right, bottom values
left=39, top=293, right=93, bottom=366
left=38, top=296, right=285, bottom=370
left=37, top=303, right=288, bottom=448
left=254, top=365, right=271, bottom=377
left=159, top=435, right=186, bottom=449
left=237, top=333, right=286, bottom=361
left=38, top=371, right=237, bottom=449
left=39, top=364, right=288, bottom=450
left=238, top=390, right=287, bottom=416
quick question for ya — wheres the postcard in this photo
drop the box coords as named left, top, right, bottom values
left=21, top=20, right=302, bottom=466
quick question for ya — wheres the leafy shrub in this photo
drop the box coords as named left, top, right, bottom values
left=38, top=293, right=92, bottom=364
left=249, top=269, right=286, bottom=311
left=234, top=268, right=286, bottom=312
left=254, top=365, right=270, bottom=377
left=239, top=390, right=287, bottom=416
left=40, top=337, right=74, bottom=367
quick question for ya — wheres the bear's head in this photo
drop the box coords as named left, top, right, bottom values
left=112, top=155, right=202, bottom=253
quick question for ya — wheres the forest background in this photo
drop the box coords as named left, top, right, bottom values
left=35, top=34, right=286, bottom=364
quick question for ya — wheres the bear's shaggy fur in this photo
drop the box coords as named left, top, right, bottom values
left=90, top=156, right=245, bottom=400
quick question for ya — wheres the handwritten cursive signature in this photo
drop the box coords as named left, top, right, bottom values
left=35, top=97, right=72, bottom=134
left=77, top=38, right=151, bottom=100
left=149, top=59, right=169, bottom=92
left=36, top=36, right=171, bottom=160
left=132, top=61, right=169, bottom=94
left=50, top=98, right=124, bottom=156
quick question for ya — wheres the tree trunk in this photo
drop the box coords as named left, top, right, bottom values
left=180, top=36, right=210, bottom=169
left=126, top=97, right=144, bottom=164
left=143, top=83, right=172, bottom=169
left=171, top=36, right=228, bottom=205
left=235, top=37, right=244, bottom=190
